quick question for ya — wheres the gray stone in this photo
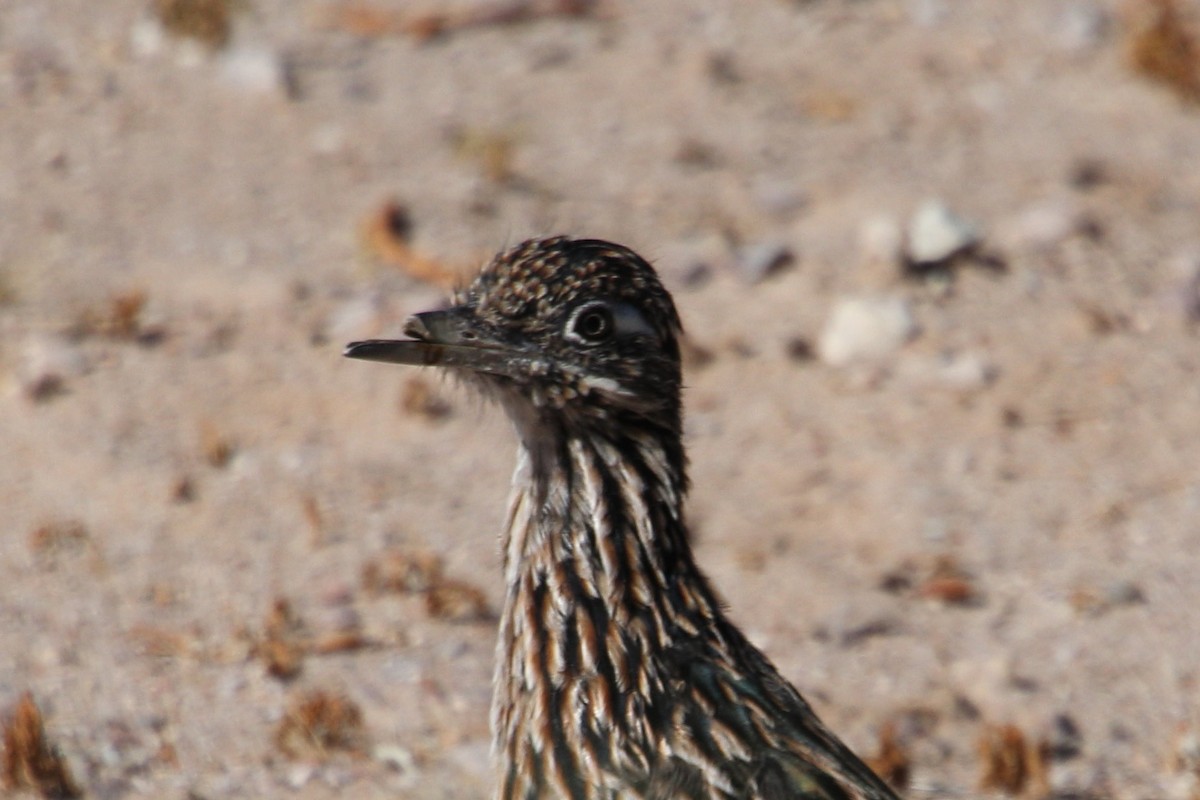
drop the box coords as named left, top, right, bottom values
left=735, top=239, right=795, bottom=284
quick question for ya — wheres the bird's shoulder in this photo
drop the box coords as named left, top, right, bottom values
left=630, top=628, right=899, bottom=800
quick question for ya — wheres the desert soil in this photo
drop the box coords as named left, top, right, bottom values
left=2, top=1, right=1199, bottom=798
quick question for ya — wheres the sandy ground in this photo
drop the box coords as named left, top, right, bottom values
left=2, top=0, right=1200, bottom=798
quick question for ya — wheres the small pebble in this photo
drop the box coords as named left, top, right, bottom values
left=310, top=124, right=347, bottom=157
left=18, top=334, right=88, bottom=401
left=1043, top=713, right=1083, bottom=761
left=900, top=351, right=996, bottom=392
left=1171, top=726, right=1200, bottom=772
left=1166, top=773, right=1200, bottom=800
left=679, top=262, right=712, bottom=289
left=1102, top=580, right=1145, bottom=607
left=735, top=240, right=795, bottom=284
left=33, top=642, right=64, bottom=668
left=284, top=763, right=315, bottom=790
left=818, top=295, right=916, bottom=366
left=948, top=655, right=1016, bottom=718
left=317, top=580, right=356, bottom=606
left=314, top=605, right=362, bottom=635
left=660, top=233, right=731, bottom=289
left=220, top=46, right=286, bottom=96
left=130, top=17, right=167, bottom=59
left=751, top=177, right=808, bottom=218
left=909, top=0, right=947, bottom=27
left=1055, top=2, right=1110, bottom=52
left=1068, top=157, right=1108, bottom=190
left=784, top=337, right=815, bottom=362
left=814, top=597, right=904, bottom=647
left=373, top=743, right=417, bottom=774
left=996, top=198, right=1081, bottom=252
left=906, top=200, right=980, bottom=265
left=319, top=764, right=353, bottom=789
left=936, top=352, right=994, bottom=390
left=1168, top=247, right=1200, bottom=324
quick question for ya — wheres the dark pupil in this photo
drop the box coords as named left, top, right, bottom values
left=578, top=309, right=610, bottom=340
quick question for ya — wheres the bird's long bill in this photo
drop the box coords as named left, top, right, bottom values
left=343, top=338, right=540, bottom=376
left=344, top=310, right=540, bottom=378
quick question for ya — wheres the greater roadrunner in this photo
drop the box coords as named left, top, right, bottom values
left=346, top=237, right=900, bottom=800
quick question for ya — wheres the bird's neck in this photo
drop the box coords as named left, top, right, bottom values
left=500, top=421, right=698, bottom=611
left=492, top=421, right=731, bottom=795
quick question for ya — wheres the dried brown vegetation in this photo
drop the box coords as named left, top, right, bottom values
left=865, top=720, right=911, bottom=793
left=127, top=624, right=201, bottom=659
left=360, top=200, right=465, bottom=286
left=28, top=520, right=90, bottom=567
left=880, top=553, right=981, bottom=606
left=977, top=723, right=1049, bottom=797
left=259, top=598, right=307, bottom=681
left=1, top=693, right=81, bottom=799
left=199, top=420, right=235, bottom=468
left=361, top=548, right=492, bottom=623
left=425, top=579, right=493, bottom=623
left=1127, top=0, right=1200, bottom=104
left=361, top=548, right=445, bottom=595
left=316, top=0, right=601, bottom=43
left=155, top=0, right=233, bottom=49
left=69, top=289, right=164, bottom=344
left=400, top=377, right=453, bottom=420
left=275, top=690, right=368, bottom=760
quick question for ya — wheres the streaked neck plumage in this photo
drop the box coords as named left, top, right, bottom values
left=492, top=410, right=727, bottom=799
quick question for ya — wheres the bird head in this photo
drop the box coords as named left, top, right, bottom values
left=346, top=237, right=684, bottom=438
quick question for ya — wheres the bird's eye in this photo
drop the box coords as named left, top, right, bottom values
left=568, top=303, right=614, bottom=345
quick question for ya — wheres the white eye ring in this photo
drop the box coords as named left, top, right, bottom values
left=569, top=303, right=613, bottom=343
left=565, top=301, right=656, bottom=346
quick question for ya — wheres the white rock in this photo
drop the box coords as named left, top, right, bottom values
left=818, top=295, right=916, bottom=366
left=129, top=17, right=166, bottom=59
left=220, top=46, right=286, bottom=96
left=284, top=764, right=315, bottom=790
left=907, top=200, right=980, bottom=264
left=996, top=198, right=1081, bottom=252
left=900, top=351, right=996, bottom=392
left=373, top=743, right=416, bottom=773
left=17, top=334, right=88, bottom=398
left=934, top=351, right=995, bottom=390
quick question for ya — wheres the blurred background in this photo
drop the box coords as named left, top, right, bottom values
left=2, top=1, right=1199, bottom=798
